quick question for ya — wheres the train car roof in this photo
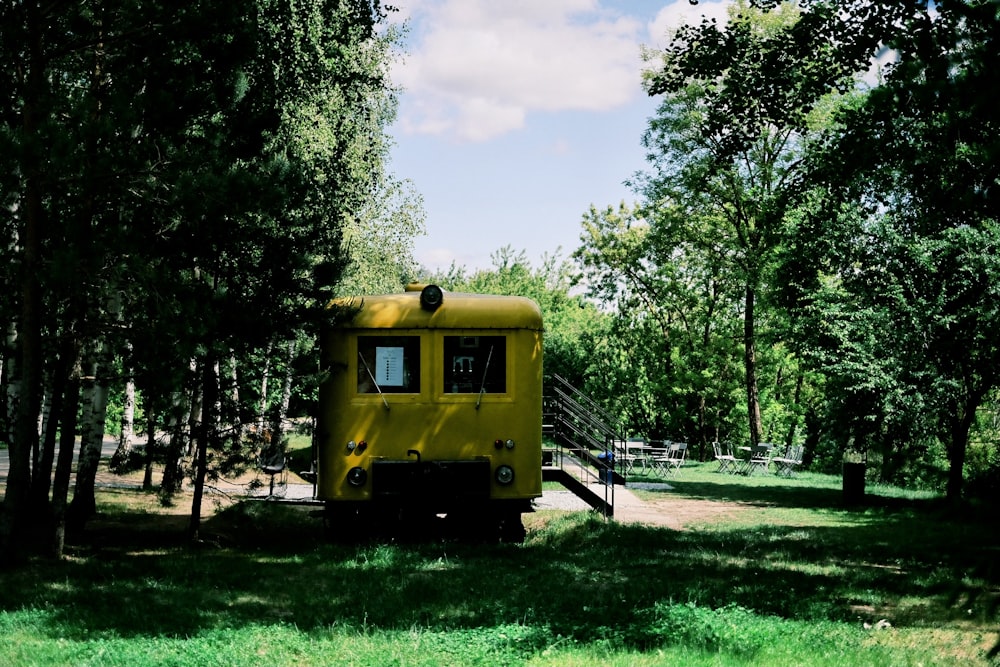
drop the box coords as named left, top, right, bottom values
left=327, top=286, right=543, bottom=330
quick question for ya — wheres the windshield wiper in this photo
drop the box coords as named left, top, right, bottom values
left=475, top=345, right=494, bottom=410
left=358, top=352, right=390, bottom=410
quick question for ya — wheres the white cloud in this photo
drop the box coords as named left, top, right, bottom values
left=391, top=0, right=648, bottom=142
left=647, top=0, right=732, bottom=48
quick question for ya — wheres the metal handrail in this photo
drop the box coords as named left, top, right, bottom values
left=543, top=376, right=624, bottom=518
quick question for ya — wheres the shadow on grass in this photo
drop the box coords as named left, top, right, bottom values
left=0, top=484, right=997, bottom=659
left=628, top=467, right=960, bottom=517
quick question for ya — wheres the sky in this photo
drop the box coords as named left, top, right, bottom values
left=385, top=0, right=733, bottom=273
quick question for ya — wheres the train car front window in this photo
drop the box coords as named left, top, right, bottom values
left=444, top=335, right=506, bottom=394
left=357, top=336, right=420, bottom=393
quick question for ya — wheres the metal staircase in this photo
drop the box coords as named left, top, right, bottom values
left=542, top=375, right=624, bottom=518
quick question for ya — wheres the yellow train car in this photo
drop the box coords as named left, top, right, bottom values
left=317, top=284, right=543, bottom=541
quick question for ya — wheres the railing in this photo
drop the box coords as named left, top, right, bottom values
left=542, top=375, right=624, bottom=518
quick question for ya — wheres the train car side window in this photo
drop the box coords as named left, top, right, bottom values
left=357, top=336, right=420, bottom=393
left=443, top=335, right=506, bottom=394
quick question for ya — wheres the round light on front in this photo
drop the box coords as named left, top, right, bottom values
left=420, top=284, right=444, bottom=311
left=505, top=439, right=515, bottom=450
left=346, top=467, right=368, bottom=487
left=494, top=439, right=504, bottom=449
left=346, top=440, right=357, bottom=451
left=495, top=465, right=514, bottom=485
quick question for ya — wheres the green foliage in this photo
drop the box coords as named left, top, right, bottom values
left=779, top=0, right=1000, bottom=499
left=0, top=0, right=409, bottom=555
left=422, top=247, right=606, bottom=389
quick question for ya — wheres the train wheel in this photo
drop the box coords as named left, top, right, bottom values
left=498, top=513, right=526, bottom=544
left=442, top=508, right=498, bottom=543
left=324, top=502, right=369, bottom=542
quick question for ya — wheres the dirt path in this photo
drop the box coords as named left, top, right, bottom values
left=534, top=484, right=752, bottom=530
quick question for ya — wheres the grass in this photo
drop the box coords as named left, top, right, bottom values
left=0, top=461, right=998, bottom=666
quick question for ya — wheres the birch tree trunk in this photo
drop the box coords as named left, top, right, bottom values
left=113, top=363, right=136, bottom=465
left=269, top=340, right=296, bottom=449
left=160, top=390, right=189, bottom=496
left=257, top=340, right=273, bottom=433
left=228, top=352, right=242, bottom=446
left=2, top=20, right=44, bottom=557
left=69, top=351, right=111, bottom=526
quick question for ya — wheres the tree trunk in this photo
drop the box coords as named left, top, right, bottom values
left=69, top=354, right=110, bottom=527
left=35, top=386, right=51, bottom=477
left=228, top=352, right=242, bottom=446
left=51, top=359, right=83, bottom=557
left=258, top=340, right=273, bottom=432
left=3, top=321, right=16, bottom=445
left=186, top=358, right=202, bottom=458
left=944, top=389, right=985, bottom=503
left=946, top=418, right=970, bottom=503
left=142, top=411, right=156, bottom=490
left=160, top=391, right=189, bottom=496
left=2, top=0, right=47, bottom=564
left=743, top=283, right=764, bottom=446
left=189, top=351, right=219, bottom=542
left=113, top=370, right=136, bottom=464
left=31, top=364, right=67, bottom=512
left=269, top=340, right=296, bottom=446
left=784, top=371, right=804, bottom=449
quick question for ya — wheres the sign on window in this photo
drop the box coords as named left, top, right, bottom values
left=375, top=346, right=405, bottom=386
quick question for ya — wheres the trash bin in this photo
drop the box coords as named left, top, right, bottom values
left=842, top=462, right=866, bottom=505
left=597, top=451, right=614, bottom=485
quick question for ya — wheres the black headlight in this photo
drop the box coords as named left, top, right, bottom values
left=420, top=284, right=444, bottom=311
left=495, top=465, right=514, bottom=485
left=346, top=467, right=368, bottom=487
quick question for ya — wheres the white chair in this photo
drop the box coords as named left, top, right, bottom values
left=626, top=438, right=649, bottom=474
left=742, top=443, right=774, bottom=476
left=650, top=442, right=687, bottom=476
left=712, top=441, right=738, bottom=474
left=772, top=445, right=804, bottom=477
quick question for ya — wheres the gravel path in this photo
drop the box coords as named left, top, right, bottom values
left=533, top=483, right=684, bottom=529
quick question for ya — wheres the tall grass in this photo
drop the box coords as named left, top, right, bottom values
left=0, top=465, right=997, bottom=667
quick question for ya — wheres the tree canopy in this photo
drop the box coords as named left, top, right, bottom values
left=572, top=0, right=1000, bottom=500
left=0, top=0, right=407, bottom=560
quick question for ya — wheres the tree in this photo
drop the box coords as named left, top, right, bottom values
left=0, top=0, right=403, bottom=558
left=783, top=0, right=1000, bottom=500
left=337, top=177, right=425, bottom=296
left=423, top=247, right=606, bottom=392
left=633, top=1, right=847, bottom=448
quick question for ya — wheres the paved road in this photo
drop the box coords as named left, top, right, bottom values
left=0, top=436, right=119, bottom=487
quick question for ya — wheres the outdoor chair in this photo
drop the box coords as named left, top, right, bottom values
left=626, top=438, right=651, bottom=474
left=613, top=439, right=642, bottom=475
left=258, top=446, right=288, bottom=498
left=741, top=443, right=774, bottom=476
left=650, top=441, right=687, bottom=476
left=712, top=441, right=738, bottom=474
left=772, top=445, right=804, bottom=477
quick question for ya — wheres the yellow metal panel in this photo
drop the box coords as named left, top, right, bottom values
left=327, top=290, right=543, bottom=331
left=317, top=312, right=543, bottom=506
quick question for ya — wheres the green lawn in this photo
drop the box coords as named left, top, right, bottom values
left=0, top=463, right=997, bottom=666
